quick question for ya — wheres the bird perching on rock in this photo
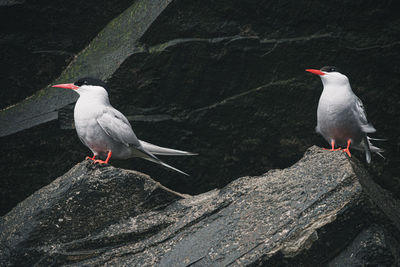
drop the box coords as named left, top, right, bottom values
left=52, top=77, right=197, bottom=175
left=306, top=66, right=384, bottom=163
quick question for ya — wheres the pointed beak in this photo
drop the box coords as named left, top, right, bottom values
left=52, top=83, right=79, bottom=90
left=305, top=69, right=325, bottom=76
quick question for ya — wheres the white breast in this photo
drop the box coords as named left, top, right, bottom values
left=317, top=84, right=361, bottom=145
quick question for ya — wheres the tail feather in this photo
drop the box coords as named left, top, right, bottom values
left=363, top=136, right=372, bottom=164
left=139, top=140, right=197, bottom=156
left=133, top=146, right=190, bottom=176
left=369, top=143, right=385, bottom=159
left=363, top=136, right=385, bottom=163
left=149, top=159, right=190, bottom=176
left=367, top=137, right=387, bottom=142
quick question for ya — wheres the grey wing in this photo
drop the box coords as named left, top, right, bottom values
left=353, top=95, right=376, bottom=133
left=97, top=107, right=141, bottom=147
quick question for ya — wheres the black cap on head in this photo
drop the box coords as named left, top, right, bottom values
left=320, top=66, right=340, bottom=73
left=74, top=77, right=107, bottom=88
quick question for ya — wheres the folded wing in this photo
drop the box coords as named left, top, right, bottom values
left=353, top=96, right=376, bottom=134
left=96, top=107, right=141, bottom=147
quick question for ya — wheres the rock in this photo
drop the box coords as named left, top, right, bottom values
left=103, top=0, right=400, bottom=197
left=0, top=0, right=176, bottom=215
left=1, top=147, right=398, bottom=266
left=328, top=225, right=400, bottom=267
left=0, top=0, right=134, bottom=109
left=0, top=160, right=188, bottom=266
left=1, top=0, right=399, bottom=220
left=0, top=0, right=173, bottom=137
left=0, top=0, right=24, bottom=7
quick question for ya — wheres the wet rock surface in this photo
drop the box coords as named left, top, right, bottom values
left=1, top=1, right=399, bottom=223
left=1, top=147, right=399, bottom=266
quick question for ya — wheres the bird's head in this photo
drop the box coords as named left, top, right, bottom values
left=52, top=77, right=109, bottom=98
left=306, top=66, right=349, bottom=87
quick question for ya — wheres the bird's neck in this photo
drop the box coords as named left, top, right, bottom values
left=77, top=92, right=110, bottom=106
left=321, top=83, right=353, bottom=101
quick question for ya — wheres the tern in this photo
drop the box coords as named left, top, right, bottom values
left=53, top=77, right=196, bottom=175
left=306, top=66, right=384, bottom=163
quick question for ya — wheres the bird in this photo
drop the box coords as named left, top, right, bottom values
left=306, top=66, right=384, bottom=163
left=52, top=77, right=197, bottom=175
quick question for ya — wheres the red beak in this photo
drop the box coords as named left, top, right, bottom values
left=305, top=69, right=325, bottom=76
left=52, top=83, right=79, bottom=90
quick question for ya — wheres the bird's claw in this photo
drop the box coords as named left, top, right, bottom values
left=93, top=159, right=108, bottom=164
left=322, top=147, right=342, bottom=151
left=342, top=148, right=351, bottom=157
left=86, top=156, right=96, bottom=161
left=89, top=152, right=112, bottom=165
left=342, top=140, right=352, bottom=157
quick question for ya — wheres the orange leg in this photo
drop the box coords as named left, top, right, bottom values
left=86, top=155, right=96, bottom=161
left=94, top=151, right=112, bottom=164
left=323, top=140, right=342, bottom=151
left=342, top=139, right=352, bottom=157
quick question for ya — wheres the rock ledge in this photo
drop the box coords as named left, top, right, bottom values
left=0, top=146, right=399, bottom=266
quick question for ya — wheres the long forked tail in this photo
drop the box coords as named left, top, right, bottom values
left=133, top=146, right=190, bottom=176
left=139, top=140, right=198, bottom=156
left=363, top=136, right=385, bottom=163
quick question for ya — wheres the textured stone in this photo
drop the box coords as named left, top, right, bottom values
left=1, top=0, right=399, bottom=220
left=1, top=147, right=398, bottom=266
left=0, top=160, right=187, bottom=266
left=0, top=0, right=134, bottom=109
left=328, top=225, right=400, bottom=267
left=0, top=0, right=173, bottom=137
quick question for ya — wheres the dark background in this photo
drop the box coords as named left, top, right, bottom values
left=1, top=0, right=399, bottom=216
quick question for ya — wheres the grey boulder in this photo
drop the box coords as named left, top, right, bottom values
left=0, top=146, right=399, bottom=266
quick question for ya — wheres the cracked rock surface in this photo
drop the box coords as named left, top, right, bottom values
left=1, top=147, right=399, bottom=266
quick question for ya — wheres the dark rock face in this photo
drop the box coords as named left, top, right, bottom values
left=0, top=0, right=175, bottom=215
left=329, top=225, right=400, bottom=267
left=0, top=0, right=134, bottom=109
left=1, top=1, right=399, bottom=219
left=1, top=147, right=399, bottom=266
left=105, top=0, right=400, bottom=198
left=0, top=121, right=87, bottom=217
left=0, top=160, right=187, bottom=265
